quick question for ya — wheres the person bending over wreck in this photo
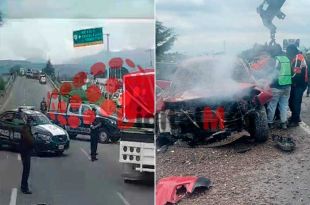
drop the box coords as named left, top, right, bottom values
left=267, top=44, right=292, bottom=129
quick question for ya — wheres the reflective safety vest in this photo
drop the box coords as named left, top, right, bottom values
left=276, top=56, right=292, bottom=85
left=292, top=53, right=308, bottom=83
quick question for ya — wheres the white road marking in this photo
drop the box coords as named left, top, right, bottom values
left=80, top=148, right=91, bottom=160
left=17, top=154, right=21, bottom=161
left=300, top=121, right=310, bottom=135
left=9, top=188, right=17, bottom=205
left=117, top=192, right=131, bottom=205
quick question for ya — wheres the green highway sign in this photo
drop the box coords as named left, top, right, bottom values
left=73, top=27, right=103, bottom=47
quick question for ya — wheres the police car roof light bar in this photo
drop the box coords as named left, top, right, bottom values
left=18, top=106, right=35, bottom=111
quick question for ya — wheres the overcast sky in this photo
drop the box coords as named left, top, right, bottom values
left=157, top=0, right=310, bottom=55
left=0, top=19, right=154, bottom=64
left=0, top=0, right=154, bottom=64
left=0, top=0, right=154, bottom=19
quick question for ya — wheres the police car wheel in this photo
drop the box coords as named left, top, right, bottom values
left=69, top=134, right=77, bottom=139
left=55, top=150, right=64, bottom=155
left=98, top=130, right=109, bottom=144
left=124, top=179, right=133, bottom=184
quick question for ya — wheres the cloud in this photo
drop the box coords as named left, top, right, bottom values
left=1, top=0, right=154, bottom=19
left=0, top=19, right=154, bottom=63
left=157, top=0, right=310, bottom=54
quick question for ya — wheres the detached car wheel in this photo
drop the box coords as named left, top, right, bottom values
left=248, top=107, right=269, bottom=142
left=98, top=129, right=109, bottom=144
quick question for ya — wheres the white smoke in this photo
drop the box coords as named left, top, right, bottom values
left=167, top=55, right=255, bottom=100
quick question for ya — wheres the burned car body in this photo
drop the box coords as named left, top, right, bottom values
left=156, top=56, right=273, bottom=146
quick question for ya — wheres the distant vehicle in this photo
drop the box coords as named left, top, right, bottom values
left=0, top=106, right=70, bottom=155
left=39, top=73, right=47, bottom=84
left=19, top=68, right=25, bottom=76
left=26, top=69, right=33, bottom=78
left=47, top=101, right=120, bottom=143
left=32, top=70, right=40, bottom=80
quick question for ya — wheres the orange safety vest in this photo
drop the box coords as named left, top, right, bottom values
left=292, top=53, right=308, bottom=82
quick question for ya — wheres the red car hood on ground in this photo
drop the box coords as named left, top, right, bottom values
left=156, top=176, right=211, bottom=205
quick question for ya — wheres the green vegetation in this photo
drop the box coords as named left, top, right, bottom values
left=0, top=76, right=6, bottom=90
left=0, top=11, right=3, bottom=26
left=43, top=59, right=55, bottom=76
left=9, top=65, right=20, bottom=75
left=156, top=21, right=177, bottom=61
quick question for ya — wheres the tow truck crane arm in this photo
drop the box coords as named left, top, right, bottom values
left=257, top=0, right=287, bottom=45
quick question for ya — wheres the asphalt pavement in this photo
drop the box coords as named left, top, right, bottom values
left=0, top=76, right=154, bottom=205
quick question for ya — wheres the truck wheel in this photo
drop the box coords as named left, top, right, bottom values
left=248, top=107, right=269, bottom=142
left=98, top=129, right=109, bottom=144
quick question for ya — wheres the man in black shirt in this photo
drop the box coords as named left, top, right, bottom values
left=90, top=108, right=101, bottom=161
left=286, top=44, right=309, bottom=127
left=20, top=115, right=34, bottom=194
left=40, top=97, right=47, bottom=114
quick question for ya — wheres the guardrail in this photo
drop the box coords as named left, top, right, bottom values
left=0, top=74, right=16, bottom=97
left=46, top=75, right=59, bottom=90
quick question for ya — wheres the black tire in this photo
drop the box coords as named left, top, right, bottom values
left=36, top=151, right=44, bottom=157
left=124, top=179, right=134, bottom=184
left=110, top=135, right=120, bottom=143
left=98, top=129, right=109, bottom=144
left=248, top=106, right=269, bottom=142
left=69, top=134, right=77, bottom=140
left=55, top=150, right=64, bottom=156
left=10, top=143, right=20, bottom=153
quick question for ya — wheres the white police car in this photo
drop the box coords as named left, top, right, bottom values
left=0, top=106, right=70, bottom=155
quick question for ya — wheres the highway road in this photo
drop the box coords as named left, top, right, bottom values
left=0, top=76, right=154, bottom=205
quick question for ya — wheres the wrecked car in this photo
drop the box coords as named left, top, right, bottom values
left=156, top=55, right=273, bottom=147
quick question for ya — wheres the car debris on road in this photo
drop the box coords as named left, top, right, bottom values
left=272, top=134, right=296, bottom=152
left=156, top=176, right=211, bottom=205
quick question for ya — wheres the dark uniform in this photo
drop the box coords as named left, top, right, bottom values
left=90, top=113, right=101, bottom=161
left=40, top=98, right=47, bottom=114
left=20, top=120, right=34, bottom=194
left=286, top=45, right=309, bottom=126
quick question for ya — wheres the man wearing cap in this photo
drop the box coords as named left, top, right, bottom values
left=267, top=44, right=292, bottom=129
left=286, top=44, right=309, bottom=127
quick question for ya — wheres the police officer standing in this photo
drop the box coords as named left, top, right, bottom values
left=90, top=108, right=101, bottom=161
left=40, top=97, right=47, bottom=114
left=20, top=115, right=34, bottom=194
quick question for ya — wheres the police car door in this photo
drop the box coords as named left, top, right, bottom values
left=0, top=111, right=18, bottom=144
left=80, top=104, right=92, bottom=134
